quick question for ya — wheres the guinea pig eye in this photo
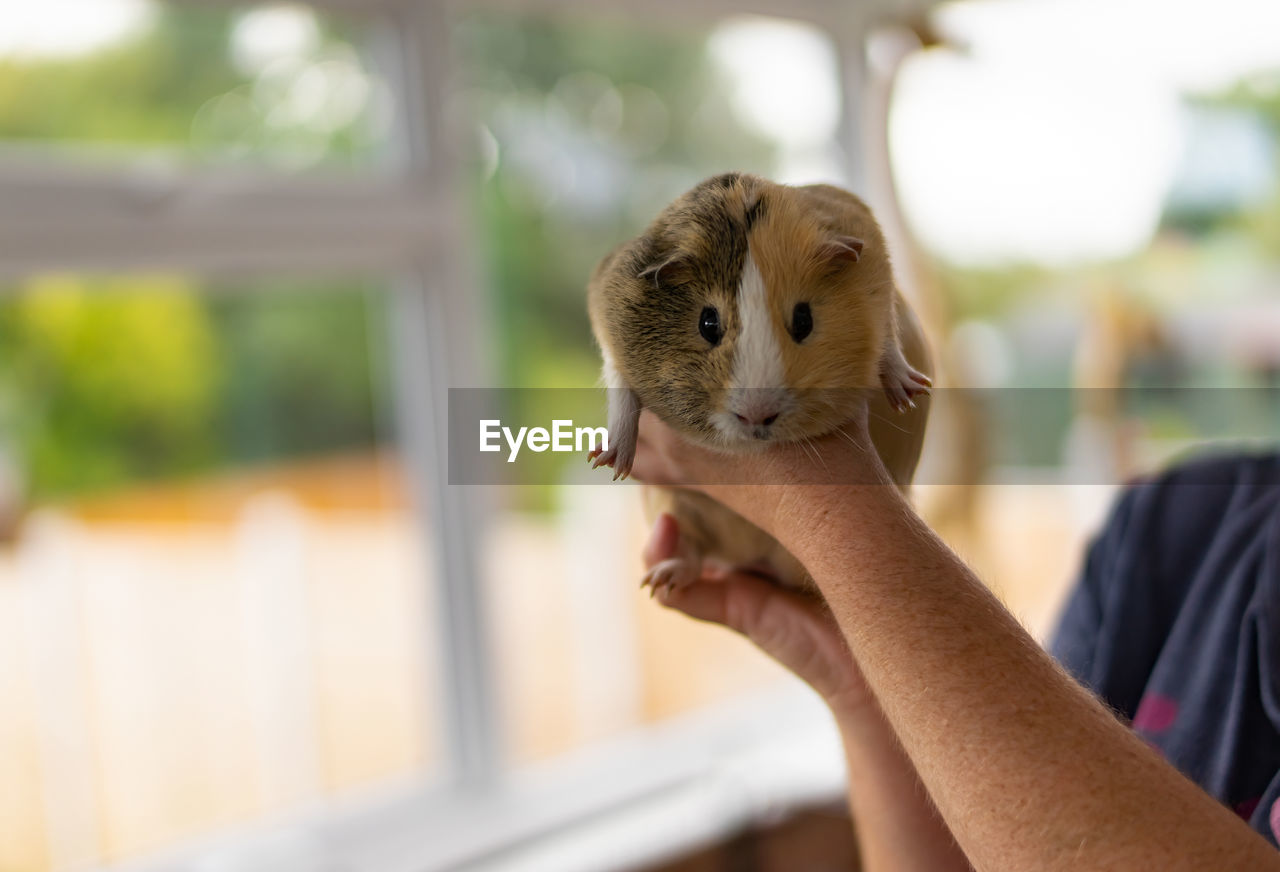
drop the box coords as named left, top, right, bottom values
left=790, top=302, right=813, bottom=342
left=698, top=307, right=722, bottom=345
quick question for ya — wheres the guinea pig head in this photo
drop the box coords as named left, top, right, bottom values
left=605, top=174, right=896, bottom=450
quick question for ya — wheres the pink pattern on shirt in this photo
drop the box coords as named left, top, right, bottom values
left=1132, top=693, right=1179, bottom=734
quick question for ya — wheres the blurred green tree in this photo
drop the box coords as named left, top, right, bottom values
left=0, top=7, right=390, bottom=499
left=0, top=7, right=240, bottom=147
left=0, top=276, right=220, bottom=496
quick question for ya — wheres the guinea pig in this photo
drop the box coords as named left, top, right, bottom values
left=586, top=172, right=932, bottom=592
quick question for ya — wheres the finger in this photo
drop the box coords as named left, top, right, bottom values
left=627, top=443, right=664, bottom=485
left=630, top=412, right=676, bottom=485
left=657, top=575, right=858, bottom=700
left=654, top=575, right=732, bottom=626
left=659, top=571, right=808, bottom=640
left=634, top=410, right=729, bottom=488
left=641, top=513, right=680, bottom=568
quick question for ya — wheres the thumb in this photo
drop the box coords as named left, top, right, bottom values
left=659, top=576, right=863, bottom=706
left=642, top=512, right=681, bottom=568
left=655, top=571, right=778, bottom=637
left=658, top=571, right=836, bottom=668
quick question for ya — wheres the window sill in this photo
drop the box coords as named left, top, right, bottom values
left=115, top=683, right=846, bottom=872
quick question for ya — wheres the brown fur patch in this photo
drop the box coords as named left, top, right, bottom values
left=744, top=183, right=897, bottom=442
left=587, top=172, right=766, bottom=446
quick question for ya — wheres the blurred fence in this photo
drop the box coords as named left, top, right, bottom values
left=0, top=495, right=434, bottom=871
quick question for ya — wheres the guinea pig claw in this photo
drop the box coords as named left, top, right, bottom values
left=880, top=351, right=931, bottom=413
left=590, top=444, right=635, bottom=480
left=642, top=557, right=700, bottom=595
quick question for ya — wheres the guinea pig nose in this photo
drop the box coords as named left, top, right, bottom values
left=734, top=410, right=781, bottom=427
left=728, top=388, right=790, bottom=429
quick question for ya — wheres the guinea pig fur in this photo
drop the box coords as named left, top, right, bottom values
left=586, top=172, right=932, bottom=592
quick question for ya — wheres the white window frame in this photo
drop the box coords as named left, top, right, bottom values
left=1, top=1, right=940, bottom=869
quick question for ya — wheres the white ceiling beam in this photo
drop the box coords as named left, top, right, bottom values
left=0, top=212, right=443, bottom=279
left=163, top=0, right=943, bottom=35
left=0, top=163, right=446, bottom=279
left=163, top=0, right=404, bottom=14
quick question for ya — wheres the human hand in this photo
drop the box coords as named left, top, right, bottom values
left=643, top=511, right=875, bottom=717
left=628, top=404, right=893, bottom=545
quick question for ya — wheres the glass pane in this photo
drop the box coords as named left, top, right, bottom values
left=455, top=12, right=811, bottom=764
left=0, top=2, right=393, bottom=171
left=0, top=276, right=437, bottom=868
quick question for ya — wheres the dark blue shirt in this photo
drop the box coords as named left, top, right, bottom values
left=1052, top=452, right=1280, bottom=845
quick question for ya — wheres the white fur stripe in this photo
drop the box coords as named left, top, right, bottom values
left=731, top=251, right=784, bottom=391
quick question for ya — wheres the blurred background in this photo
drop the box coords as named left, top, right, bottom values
left=1, top=0, right=1278, bottom=870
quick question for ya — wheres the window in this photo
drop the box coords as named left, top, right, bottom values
left=1, top=4, right=849, bottom=871
left=0, top=2, right=464, bottom=868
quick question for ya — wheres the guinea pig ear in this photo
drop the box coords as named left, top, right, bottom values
left=738, top=177, right=765, bottom=228
left=638, top=253, right=693, bottom=289
left=819, top=235, right=865, bottom=265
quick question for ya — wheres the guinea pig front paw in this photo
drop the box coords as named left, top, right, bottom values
left=588, top=441, right=635, bottom=481
left=640, top=557, right=701, bottom=597
left=879, top=352, right=932, bottom=413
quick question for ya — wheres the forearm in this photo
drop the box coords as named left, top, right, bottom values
left=783, top=485, right=1279, bottom=872
left=837, top=702, right=971, bottom=872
